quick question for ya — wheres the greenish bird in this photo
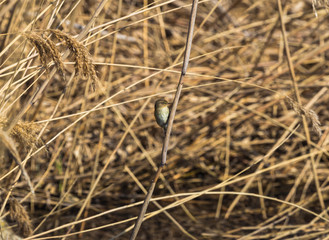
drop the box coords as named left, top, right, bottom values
left=154, top=99, right=170, bottom=131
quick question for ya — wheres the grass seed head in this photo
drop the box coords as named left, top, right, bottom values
left=9, top=197, right=33, bottom=237
left=0, top=116, right=42, bottom=151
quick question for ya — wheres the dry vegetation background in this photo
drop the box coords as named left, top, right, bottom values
left=1, top=0, right=329, bottom=239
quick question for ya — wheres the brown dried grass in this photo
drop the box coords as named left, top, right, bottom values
left=1, top=0, right=329, bottom=239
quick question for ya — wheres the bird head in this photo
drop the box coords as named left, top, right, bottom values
left=155, top=99, right=168, bottom=109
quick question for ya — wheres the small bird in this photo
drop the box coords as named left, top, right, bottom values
left=154, top=98, right=170, bottom=132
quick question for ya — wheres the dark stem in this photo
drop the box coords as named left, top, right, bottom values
left=129, top=0, right=199, bottom=239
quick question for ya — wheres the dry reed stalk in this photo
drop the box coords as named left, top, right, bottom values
left=129, top=0, right=199, bottom=239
